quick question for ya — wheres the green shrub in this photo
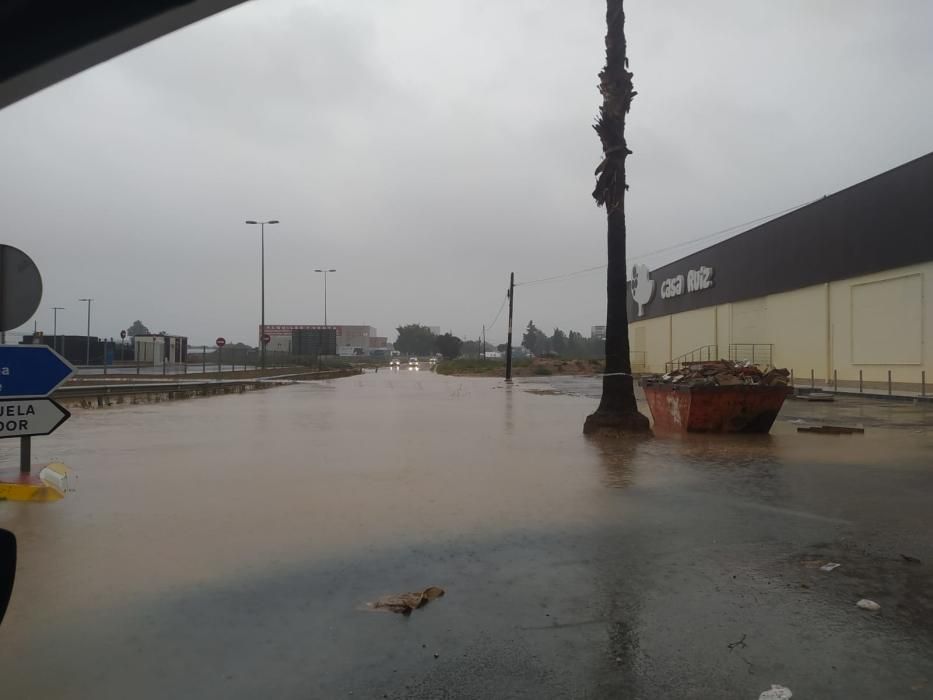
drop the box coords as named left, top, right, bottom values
left=533, top=366, right=553, bottom=376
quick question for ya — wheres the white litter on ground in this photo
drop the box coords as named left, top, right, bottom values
left=856, top=599, right=881, bottom=611
left=759, top=684, right=793, bottom=699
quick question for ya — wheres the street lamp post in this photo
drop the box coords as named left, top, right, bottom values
left=314, top=269, right=337, bottom=326
left=245, top=219, right=279, bottom=371
left=78, top=298, right=92, bottom=365
left=51, top=306, right=64, bottom=354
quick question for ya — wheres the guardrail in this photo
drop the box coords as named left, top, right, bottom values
left=54, top=378, right=270, bottom=401
left=55, top=368, right=362, bottom=403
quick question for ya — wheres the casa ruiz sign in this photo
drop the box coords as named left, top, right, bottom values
left=630, top=263, right=715, bottom=317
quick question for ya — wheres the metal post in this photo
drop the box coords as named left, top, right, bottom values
left=260, top=222, right=266, bottom=372
left=923, top=370, right=926, bottom=398
left=810, top=369, right=814, bottom=389
left=859, top=369, right=863, bottom=393
left=790, top=368, right=794, bottom=386
left=20, top=436, right=30, bottom=474
left=78, top=298, right=93, bottom=365
left=218, top=346, right=222, bottom=375
left=888, top=370, right=892, bottom=396
left=833, top=369, right=837, bottom=392
left=52, top=306, right=64, bottom=355
left=202, top=345, right=206, bottom=374
left=505, top=273, right=514, bottom=382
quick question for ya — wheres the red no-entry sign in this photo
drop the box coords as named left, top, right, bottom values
left=261, top=334, right=271, bottom=345
left=216, top=337, right=226, bottom=348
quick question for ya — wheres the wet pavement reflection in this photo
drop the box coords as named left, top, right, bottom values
left=0, top=371, right=931, bottom=698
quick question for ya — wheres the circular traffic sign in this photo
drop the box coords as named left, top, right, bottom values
left=261, top=333, right=271, bottom=345
left=120, top=330, right=127, bottom=339
left=216, top=337, right=226, bottom=347
left=0, top=244, right=42, bottom=332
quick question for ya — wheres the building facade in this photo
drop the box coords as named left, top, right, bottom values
left=628, top=152, right=933, bottom=389
left=263, top=324, right=384, bottom=356
left=134, top=334, right=188, bottom=365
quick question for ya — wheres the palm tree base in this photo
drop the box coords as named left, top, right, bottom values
left=583, top=409, right=652, bottom=436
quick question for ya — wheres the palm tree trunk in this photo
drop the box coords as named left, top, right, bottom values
left=583, top=0, right=650, bottom=435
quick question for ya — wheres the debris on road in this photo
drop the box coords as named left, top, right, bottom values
left=759, top=684, right=793, bottom=699
left=797, top=425, right=865, bottom=435
left=819, top=562, right=841, bottom=572
left=805, top=392, right=835, bottom=402
left=900, top=554, right=922, bottom=565
left=856, top=599, right=881, bottom=611
left=727, top=633, right=748, bottom=650
left=655, top=361, right=789, bottom=388
left=367, top=586, right=445, bottom=615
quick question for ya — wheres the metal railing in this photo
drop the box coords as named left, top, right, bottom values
left=728, top=343, right=773, bottom=368
left=664, top=345, right=718, bottom=373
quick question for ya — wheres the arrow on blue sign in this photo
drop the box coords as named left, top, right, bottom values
left=0, top=345, right=75, bottom=398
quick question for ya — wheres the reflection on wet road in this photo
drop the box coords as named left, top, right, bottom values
left=0, top=371, right=931, bottom=698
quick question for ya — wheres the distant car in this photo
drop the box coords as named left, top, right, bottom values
left=389, top=359, right=401, bottom=368
left=408, top=357, right=418, bottom=365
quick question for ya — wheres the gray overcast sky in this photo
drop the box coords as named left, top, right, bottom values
left=2, top=0, right=932, bottom=346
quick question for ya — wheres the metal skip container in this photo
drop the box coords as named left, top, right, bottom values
left=642, top=361, right=792, bottom=434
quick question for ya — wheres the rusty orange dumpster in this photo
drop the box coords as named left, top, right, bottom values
left=643, top=382, right=791, bottom=434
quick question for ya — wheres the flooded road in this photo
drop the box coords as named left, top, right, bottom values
left=1, top=370, right=932, bottom=698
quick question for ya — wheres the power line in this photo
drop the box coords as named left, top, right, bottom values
left=514, top=196, right=819, bottom=288
left=516, top=264, right=606, bottom=288
left=627, top=197, right=819, bottom=265
left=485, top=292, right=509, bottom=330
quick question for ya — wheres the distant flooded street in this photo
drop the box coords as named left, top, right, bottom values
left=1, top=371, right=932, bottom=698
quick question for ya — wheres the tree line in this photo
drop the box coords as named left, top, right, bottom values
left=394, top=322, right=604, bottom=361
left=521, top=321, right=604, bottom=359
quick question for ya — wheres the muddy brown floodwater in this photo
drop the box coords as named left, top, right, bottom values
left=1, top=370, right=932, bottom=698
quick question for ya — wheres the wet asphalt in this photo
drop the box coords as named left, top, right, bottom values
left=1, top=369, right=932, bottom=698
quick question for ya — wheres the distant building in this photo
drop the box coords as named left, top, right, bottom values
left=627, top=151, right=933, bottom=383
left=263, top=324, right=382, bottom=356
left=134, top=334, right=188, bottom=366
left=21, top=334, right=127, bottom=366
left=590, top=325, right=606, bottom=340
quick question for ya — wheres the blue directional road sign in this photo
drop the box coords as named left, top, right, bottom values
left=0, top=345, right=75, bottom=398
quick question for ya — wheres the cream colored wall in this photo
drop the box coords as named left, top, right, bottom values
left=830, top=263, right=932, bottom=383
left=628, top=316, right=670, bottom=373
left=715, top=304, right=731, bottom=358
left=671, top=307, right=716, bottom=359
left=730, top=297, right=770, bottom=346
left=630, top=261, right=932, bottom=386
left=765, top=285, right=828, bottom=382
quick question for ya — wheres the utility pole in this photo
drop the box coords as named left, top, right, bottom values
left=482, top=325, right=486, bottom=361
left=78, top=298, right=93, bottom=365
left=314, top=269, right=337, bottom=326
left=52, top=306, right=64, bottom=354
left=245, top=219, right=279, bottom=372
left=505, top=272, right=515, bottom=381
